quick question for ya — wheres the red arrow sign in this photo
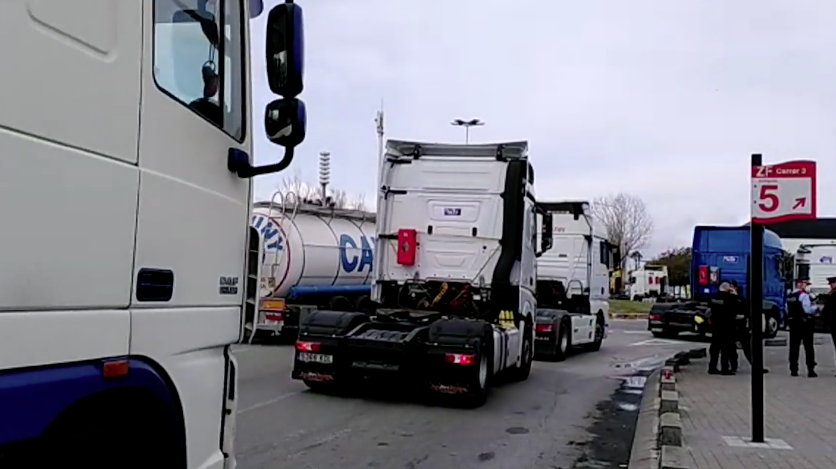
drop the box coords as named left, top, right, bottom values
left=793, top=197, right=806, bottom=209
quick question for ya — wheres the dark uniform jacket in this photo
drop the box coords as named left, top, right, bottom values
left=822, top=290, right=836, bottom=328
left=709, top=291, right=741, bottom=333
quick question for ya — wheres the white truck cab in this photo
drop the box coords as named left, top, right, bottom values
left=534, top=201, right=618, bottom=360
left=0, top=1, right=305, bottom=467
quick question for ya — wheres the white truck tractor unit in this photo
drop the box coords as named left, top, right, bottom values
left=250, top=200, right=376, bottom=340
left=533, top=201, right=618, bottom=360
left=796, top=244, right=836, bottom=296
left=0, top=1, right=306, bottom=467
left=291, top=140, right=554, bottom=407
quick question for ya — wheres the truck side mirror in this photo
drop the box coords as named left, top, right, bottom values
left=266, top=2, right=304, bottom=97
left=612, top=245, right=621, bottom=267
left=539, top=213, right=553, bottom=256
left=265, top=99, right=306, bottom=147
left=228, top=1, right=306, bottom=179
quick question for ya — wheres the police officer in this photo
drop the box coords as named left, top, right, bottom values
left=729, top=282, right=769, bottom=374
left=787, top=276, right=818, bottom=377
left=708, top=282, right=737, bottom=375
left=823, top=276, right=836, bottom=371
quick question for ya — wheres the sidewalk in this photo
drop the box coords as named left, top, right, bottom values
left=677, top=333, right=836, bottom=469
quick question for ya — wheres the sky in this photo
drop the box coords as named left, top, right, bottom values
left=247, top=0, right=836, bottom=258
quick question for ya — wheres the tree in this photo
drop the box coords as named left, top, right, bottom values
left=648, top=247, right=691, bottom=286
left=269, top=170, right=367, bottom=210
left=591, top=193, right=654, bottom=267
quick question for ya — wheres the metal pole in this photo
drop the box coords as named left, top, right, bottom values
left=465, top=126, right=470, bottom=144
left=750, top=153, right=765, bottom=443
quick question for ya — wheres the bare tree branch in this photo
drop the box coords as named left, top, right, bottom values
left=271, top=170, right=366, bottom=210
left=591, top=193, right=654, bottom=268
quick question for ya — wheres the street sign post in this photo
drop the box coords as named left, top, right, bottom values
left=748, top=155, right=817, bottom=443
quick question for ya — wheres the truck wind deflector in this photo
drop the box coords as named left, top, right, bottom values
left=385, top=140, right=528, bottom=160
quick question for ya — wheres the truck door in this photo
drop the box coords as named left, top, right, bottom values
left=137, top=1, right=252, bottom=312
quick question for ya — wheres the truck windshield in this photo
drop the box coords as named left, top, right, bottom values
left=153, top=0, right=245, bottom=141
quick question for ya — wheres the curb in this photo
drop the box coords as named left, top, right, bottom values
left=628, top=346, right=706, bottom=469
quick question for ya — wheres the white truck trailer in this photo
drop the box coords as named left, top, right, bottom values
left=250, top=200, right=376, bottom=340
left=0, top=1, right=306, bottom=467
left=796, top=243, right=836, bottom=296
left=533, top=201, right=618, bottom=360
left=291, top=140, right=554, bottom=406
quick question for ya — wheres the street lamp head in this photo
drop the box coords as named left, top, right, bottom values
left=451, top=118, right=484, bottom=127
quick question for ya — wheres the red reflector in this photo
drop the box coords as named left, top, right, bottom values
left=265, top=312, right=283, bottom=322
left=396, top=228, right=417, bottom=266
left=698, top=266, right=708, bottom=285
left=295, top=341, right=320, bottom=352
left=102, top=360, right=129, bottom=379
left=535, top=323, right=553, bottom=333
left=445, top=353, right=476, bottom=365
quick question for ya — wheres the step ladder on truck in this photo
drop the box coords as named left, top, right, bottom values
left=291, top=140, right=555, bottom=407
left=0, top=1, right=306, bottom=468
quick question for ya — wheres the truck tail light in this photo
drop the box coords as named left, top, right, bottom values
left=535, top=323, right=553, bottom=333
left=296, top=341, right=321, bottom=353
left=397, top=228, right=417, bottom=266
left=698, top=266, right=708, bottom=285
left=445, top=353, right=476, bottom=365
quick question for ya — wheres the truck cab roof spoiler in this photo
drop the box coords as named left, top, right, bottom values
left=385, top=140, right=529, bottom=160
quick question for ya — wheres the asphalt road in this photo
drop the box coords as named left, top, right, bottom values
left=232, top=320, right=706, bottom=469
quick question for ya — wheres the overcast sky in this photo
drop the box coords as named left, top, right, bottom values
left=248, top=0, right=836, bottom=257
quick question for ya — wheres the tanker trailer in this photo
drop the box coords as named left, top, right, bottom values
left=249, top=198, right=376, bottom=341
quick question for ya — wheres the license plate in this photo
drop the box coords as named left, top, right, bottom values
left=298, top=352, right=333, bottom=364
left=651, top=327, right=663, bottom=332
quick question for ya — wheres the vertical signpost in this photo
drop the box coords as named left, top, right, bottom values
left=749, top=156, right=817, bottom=443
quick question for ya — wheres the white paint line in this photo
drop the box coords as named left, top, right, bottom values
left=629, top=338, right=684, bottom=347
left=237, top=391, right=301, bottom=414
left=722, top=436, right=793, bottom=450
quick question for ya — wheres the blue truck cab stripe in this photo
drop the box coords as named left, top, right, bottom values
left=0, top=357, right=183, bottom=448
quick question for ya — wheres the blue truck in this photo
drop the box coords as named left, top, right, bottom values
left=648, top=225, right=787, bottom=339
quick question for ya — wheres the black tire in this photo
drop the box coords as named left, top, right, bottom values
left=328, top=296, right=353, bottom=311
left=509, top=321, right=533, bottom=381
left=587, top=314, right=604, bottom=351
left=554, top=320, right=570, bottom=362
left=763, top=311, right=779, bottom=339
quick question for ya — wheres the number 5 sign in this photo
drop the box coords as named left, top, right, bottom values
left=751, top=160, right=817, bottom=224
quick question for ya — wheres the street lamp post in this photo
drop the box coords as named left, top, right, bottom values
left=451, top=118, right=484, bottom=144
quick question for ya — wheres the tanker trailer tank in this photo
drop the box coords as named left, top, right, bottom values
left=250, top=197, right=376, bottom=341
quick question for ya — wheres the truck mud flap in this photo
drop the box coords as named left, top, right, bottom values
left=425, top=318, right=493, bottom=395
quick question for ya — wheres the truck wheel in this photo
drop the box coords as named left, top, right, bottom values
left=509, top=321, right=533, bottom=381
left=328, top=296, right=352, bottom=311
left=462, top=333, right=492, bottom=408
left=764, top=311, right=779, bottom=339
left=554, top=320, right=570, bottom=362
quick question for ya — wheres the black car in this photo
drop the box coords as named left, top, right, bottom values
left=647, top=302, right=711, bottom=338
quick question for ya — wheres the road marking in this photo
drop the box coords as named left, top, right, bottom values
left=237, top=391, right=301, bottom=414
left=629, top=338, right=685, bottom=347
left=621, top=330, right=650, bottom=334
